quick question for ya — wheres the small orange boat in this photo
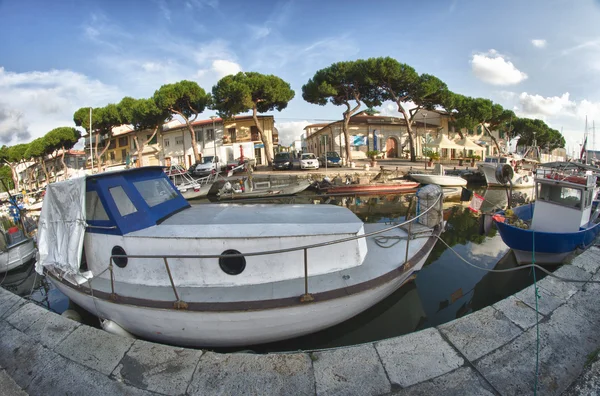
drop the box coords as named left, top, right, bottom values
left=324, top=181, right=420, bottom=195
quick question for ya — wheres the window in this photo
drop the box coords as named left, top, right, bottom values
left=538, top=184, right=582, bottom=209
left=195, top=130, right=202, bottom=142
left=164, top=139, right=170, bottom=147
left=175, top=138, right=183, bottom=145
left=147, top=134, right=157, bottom=145
left=121, top=149, right=127, bottom=161
left=109, top=186, right=137, bottom=216
left=110, top=151, right=116, bottom=161
left=251, top=126, right=259, bottom=141
left=86, top=191, right=109, bottom=221
left=134, top=178, right=179, bottom=207
left=119, top=137, right=128, bottom=147
left=206, top=129, right=214, bottom=140
left=108, top=140, right=116, bottom=149
left=228, top=128, right=237, bottom=143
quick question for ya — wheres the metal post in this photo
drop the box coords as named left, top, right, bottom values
left=109, top=262, right=116, bottom=300
left=163, top=257, right=188, bottom=309
left=211, top=116, right=218, bottom=158
left=89, top=107, right=94, bottom=173
left=300, top=248, right=314, bottom=302
left=404, top=196, right=414, bottom=264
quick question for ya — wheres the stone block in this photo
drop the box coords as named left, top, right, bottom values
left=570, top=247, right=600, bottom=274
left=0, top=322, right=56, bottom=390
left=188, top=352, right=314, bottom=396
left=27, top=353, right=154, bottom=396
left=0, top=292, right=24, bottom=319
left=313, top=344, right=390, bottom=396
left=475, top=305, right=600, bottom=396
left=113, top=339, right=203, bottom=395
left=514, top=283, right=564, bottom=316
left=375, top=328, right=463, bottom=388
left=0, top=369, right=27, bottom=396
left=54, top=325, right=134, bottom=376
left=493, top=295, right=540, bottom=330
left=439, top=306, right=522, bottom=361
left=6, top=302, right=50, bottom=332
left=565, top=281, right=600, bottom=326
left=391, top=367, right=495, bottom=396
left=536, top=264, right=591, bottom=300
left=24, top=311, right=80, bottom=349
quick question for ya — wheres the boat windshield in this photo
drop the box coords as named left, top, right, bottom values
left=133, top=177, right=179, bottom=207
left=537, top=183, right=583, bottom=209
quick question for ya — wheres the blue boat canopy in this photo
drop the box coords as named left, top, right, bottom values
left=86, top=166, right=190, bottom=235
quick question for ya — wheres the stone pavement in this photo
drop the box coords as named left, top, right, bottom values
left=2, top=246, right=600, bottom=395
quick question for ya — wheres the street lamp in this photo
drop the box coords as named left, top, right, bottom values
left=210, top=116, right=218, bottom=159
left=423, top=112, right=428, bottom=168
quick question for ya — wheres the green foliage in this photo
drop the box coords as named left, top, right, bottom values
left=511, top=118, right=565, bottom=150
left=363, top=107, right=379, bottom=116
left=0, top=166, right=14, bottom=190
left=6, top=144, right=28, bottom=163
left=153, top=80, right=210, bottom=119
left=366, top=150, right=380, bottom=159
left=73, top=107, right=95, bottom=131
left=25, top=137, right=47, bottom=159
left=428, top=151, right=440, bottom=161
left=211, top=72, right=295, bottom=118
left=45, top=127, right=80, bottom=153
left=119, top=97, right=171, bottom=131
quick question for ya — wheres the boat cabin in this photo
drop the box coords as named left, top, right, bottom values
left=533, top=170, right=597, bottom=233
left=86, top=167, right=190, bottom=235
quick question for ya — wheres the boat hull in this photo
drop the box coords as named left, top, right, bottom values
left=409, top=174, right=467, bottom=187
left=326, top=182, right=419, bottom=194
left=494, top=204, right=600, bottom=264
left=478, top=163, right=535, bottom=188
left=218, top=181, right=310, bottom=200
left=0, top=239, right=36, bottom=273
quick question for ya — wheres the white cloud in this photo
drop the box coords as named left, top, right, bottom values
left=212, top=60, right=242, bottom=78
left=0, top=67, right=121, bottom=144
left=531, top=39, right=547, bottom=48
left=518, top=92, right=575, bottom=117
left=470, top=49, right=528, bottom=85
left=248, top=25, right=271, bottom=40
left=275, top=121, right=310, bottom=146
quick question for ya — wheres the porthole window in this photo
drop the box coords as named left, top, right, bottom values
left=219, top=250, right=246, bottom=275
left=112, top=246, right=128, bottom=268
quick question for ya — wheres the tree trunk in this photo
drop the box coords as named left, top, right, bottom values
left=252, top=107, right=273, bottom=165
left=7, top=163, right=18, bottom=192
left=396, top=104, right=417, bottom=162
left=482, top=124, right=503, bottom=155
left=133, top=136, right=144, bottom=167
left=41, top=158, right=50, bottom=186
left=60, top=147, right=68, bottom=180
left=172, top=109, right=200, bottom=163
left=342, top=100, right=362, bottom=165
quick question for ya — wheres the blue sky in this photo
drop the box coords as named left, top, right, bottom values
left=2, top=0, right=600, bottom=153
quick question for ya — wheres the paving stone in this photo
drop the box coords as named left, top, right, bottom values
left=563, top=355, right=600, bottom=396
left=6, top=302, right=50, bottom=332
left=493, top=295, right=541, bottom=330
left=0, top=292, right=25, bottom=319
left=54, top=324, right=134, bottom=376
left=24, top=311, right=80, bottom=349
left=113, top=339, right=203, bottom=395
left=313, top=344, right=390, bottom=396
left=188, top=351, right=314, bottom=396
left=565, top=281, right=600, bottom=326
left=391, top=367, right=496, bottom=396
left=514, top=283, right=564, bottom=316
left=439, top=306, right=522, bottom=362
left=375, top=328, right=463, bottom=388
left=475, top=304, right=600, bottom=396
left=570, top=247, right=600, bottom=274
left=0, top=321, right=56, bottom=390
left=536, top=264, right=591, bottom=300
left=27, top=353, right=155, bottom=396
left=0, top=369, right=27, bottom=396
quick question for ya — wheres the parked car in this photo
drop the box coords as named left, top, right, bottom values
left=273, top=152, right=294, bottom=170
left=189, top=156, right=225, bottom=176
left=300, top=153, right=319, bottom=170
left=226, top=157, right=257, bottom=173
left=319, top=151, right=342, bottom=167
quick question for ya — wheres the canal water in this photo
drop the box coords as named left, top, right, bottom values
left=1, top=186, right=547, bottom=353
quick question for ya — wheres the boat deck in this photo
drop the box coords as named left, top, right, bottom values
left=84, top=223, right=433, bottom=304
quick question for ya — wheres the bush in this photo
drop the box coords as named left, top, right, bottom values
left=428, top=152, right=440, bottom=161
left=366, top=150, right=380, bottom=159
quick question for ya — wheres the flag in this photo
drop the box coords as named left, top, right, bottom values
left=468, top=193, right=484, bottom=212
left=581, top=136, right=588, bottom=160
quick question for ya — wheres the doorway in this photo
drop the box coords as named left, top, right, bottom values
left=255, top=148, right=262, bottom=165
left=386, top=137, right=399, bottom=158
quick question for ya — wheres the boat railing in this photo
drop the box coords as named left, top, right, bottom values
left=97, top=192, right=443, bottom=307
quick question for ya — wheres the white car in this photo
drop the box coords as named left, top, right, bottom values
left=300, top=153, right=319, bottom=170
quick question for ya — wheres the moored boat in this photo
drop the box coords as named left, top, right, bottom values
left=493, top=163, right=600, bottom=264
left=0, top=226, right=36, bottom=273
left=325, top=181, right=420, bottom=195
left=36, top=167, right=444, bottom=347
left=478, top=156, right=535, bottom=188
left=165, top=164, right=216, bottom=200
left=409, top=174, right=467, bottom=187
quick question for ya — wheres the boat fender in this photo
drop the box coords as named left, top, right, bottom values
left=523, top=175, right=529, bottom=183
left=100, top=319, right=136, bottom=339
left=61, top=309, right=82, bottom=323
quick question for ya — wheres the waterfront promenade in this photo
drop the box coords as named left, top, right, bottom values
left=1, top=244, right=600, bottom=394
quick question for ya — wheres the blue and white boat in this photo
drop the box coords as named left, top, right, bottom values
left=494, top=163, right=600, bottom=264
left=35, top=167, right=444, bottom=347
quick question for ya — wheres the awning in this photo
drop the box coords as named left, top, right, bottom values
left=456, top=137, right=485, bottom=152
left=428, top=134, right=464, bottom=150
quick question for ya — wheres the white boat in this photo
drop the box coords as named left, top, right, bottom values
left=478, top=156, right=535, bottom=188
left=217, top=175, right=311, bottom=200
left=36, top=167, right=444, bottom=347
left=165, top=165, right=216, bottom=200
left=409, top=164, right=468, bottom=187
left=0, top=227, right=36, bottom=273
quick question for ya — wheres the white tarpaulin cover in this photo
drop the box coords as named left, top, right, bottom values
left=35, top=176, right=86, bottom=278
